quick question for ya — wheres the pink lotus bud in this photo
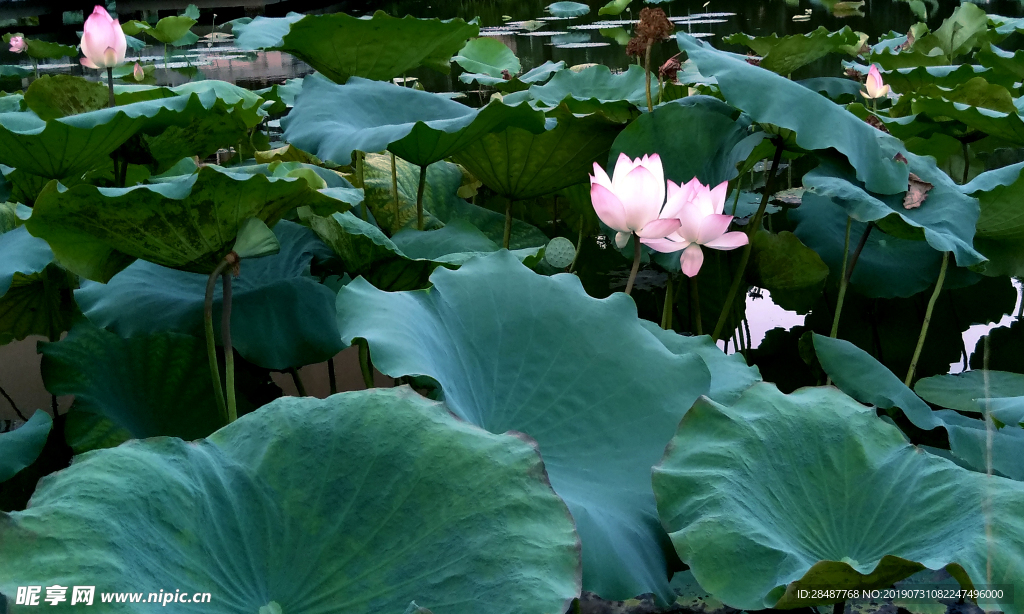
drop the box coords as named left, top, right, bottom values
left=861, top=64, right=890, bottom=100
left=133, top=62, right=144, bottom=81
left=9, top=36, right=26, bottom=54
left=79, top=6, right=127, bottom=70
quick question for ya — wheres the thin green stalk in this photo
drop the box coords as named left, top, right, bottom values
left=661, top=274, right=673, bottom=330
left=391, top=152, right=400, bottom=231
left=0, top=384, right=26, bottom=421
left=712, top=138, right=785, bottom=340
left=221, top=267, right=237, bottom=422
left=568, top=220, right=584, bottom=273
left=729, top=180, right=741, bottom=216
left=624, top=233, right=641, bottom=295
left=356, top=151, right=368, bottom=221
left=904, top=251, right=949, bottom=386
left=644, top=44, right=653, bottom=113
left=962, top=140, right=970, bottom=184
left=357, top=339, right=374, bottom=388
left=289, top=368, right=307, bottom=396
left=327, top=357, right=337, bottom=395
left=692, top=275, right=703, bottom=335
left=203, top=259, right=231, bottom=421
left=105, top=66, right=115, bottom=108
left=416, top=164, right=427, bottom=231
left=503, top=198, right=514, bottom=249
left=829, top=217, right=853, bottom=339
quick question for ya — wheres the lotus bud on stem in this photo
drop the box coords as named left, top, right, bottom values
left=905, top=251, right=949, bottom=386
left=105, top=67, right=115, bottom=108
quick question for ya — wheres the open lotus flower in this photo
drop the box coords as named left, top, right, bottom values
left=79, top=6, right=127, bottom=70
left=642, top=178, right=748, bottom=277
left=590, top=153, right=682, bottom=249
left=9, top=36, right=26, bottom=54
left=861, top=64, right=890, bottom=100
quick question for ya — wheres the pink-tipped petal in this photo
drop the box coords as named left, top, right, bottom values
left=614, top=231, right=632, bottom=249
left=640, top=154, right=665, bottom=194
left=695, top=213, right=735, bottom=245
left=675, top=202, right=705, bottom=243
left=642, top=236, right=688, bottom=254
left=80, top=28, right=104, bottom=62
left=709, top=181, right=729, bottom=215
left=80, top=57, right=99, bottom=68
left=704, top=230, right=749, bottom=250
left=612, top=152, right=638, bottom=184
left=636, top=217, right=681, bottom=239
left=590, top=182, right=630, bottom=234
left=591, top=162, right=613, bottom=189
left=680, top=244, right=704, bottom=277
left=111, top=20, right=127, bottom=62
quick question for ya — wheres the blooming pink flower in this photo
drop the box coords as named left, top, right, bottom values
left=590, top=153, right=681, bottom=249
left=79, top=6, right=127, bottom=69
left=641, top=178, right=748, bottom=277
left=133, top=62, right=144, bottom=81
left=861, top=64, right=890, bottom=100
left=9, top=36, right=26, bottom=54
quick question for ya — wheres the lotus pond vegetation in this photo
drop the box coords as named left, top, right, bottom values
left=1, top=1, right=1024, bottom=613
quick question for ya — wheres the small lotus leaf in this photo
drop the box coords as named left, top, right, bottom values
left=0, top=411, right=51, bottom=483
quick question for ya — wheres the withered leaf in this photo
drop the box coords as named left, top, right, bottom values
left=903, top=172, right=933, bottom=209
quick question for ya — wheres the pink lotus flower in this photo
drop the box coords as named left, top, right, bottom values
left=133, top=62, right=144, bottom=81
left=590, top=153, right=682, bottom=249
left=79, top=6, right=126, bottom=70
left=861, top=64, right=890, bottom=100
left=642, top=178, right=748, bottom=277
left=9, top=36, right=26, bottom=54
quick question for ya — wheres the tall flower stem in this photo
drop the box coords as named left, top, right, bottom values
left=221, top=265, right=237, bottom=423
left=356, top=339, right=374, bottom=388
left=391, top=152, right=400, bottom=231
left=288, top=368, right=307, bottom=396
left=962, top=140, right=970, bottom=184
left=356, top=151, right=368, bottom=221
left=105, top=66, right=115, bottom=108
left=568, top=220, right=583, bottom=273
left=327, top=357, right=337, bottom=395
left=625, top=233, right=641, bottom=295
left=712, top=138, right=785, bottom=340
left=644, top=44, right=654, bottom=113
left=905, top=251, right=949, bottom=386
left=203, top=259, right=231, bottom=421
left=503, top=198, right=515, bottom=249
left=692, top=275, right=703, bottom=335
left=830, top=219, right=873, bottom=339
left=416, top=164, right=427, bottom=230
left=661, top=274, right=673, bottom=330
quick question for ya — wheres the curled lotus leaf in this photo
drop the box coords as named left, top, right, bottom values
left=452, top=37, right=521, bottom=79
left=653, top=382, right=1024, bottom=612
left=0, top=411, right=52, bottom=483
left=0, top=388, right=583, bottom=614
left=0, top=225, right=76, bottom=344
left=335, top=251, right=713, bottom=601
left=233, top=11, right=479, bottom=84
left=962, top=161, right=1024, bottom=276
left=722, top=26, right=863, bottom=75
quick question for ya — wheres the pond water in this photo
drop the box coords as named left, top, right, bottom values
left=1, top=0, right=1022, bottom=367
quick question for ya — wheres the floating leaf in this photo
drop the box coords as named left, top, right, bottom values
left=234, top=11, right=479, bottom=84
left=0, top=411, right=51, bottom=483
left=335, top=251, right=713, bottom=601
left=653, top=382, right=1024, bottom=611
left=0, top=388, right=582, bottom=614
left=460, top=60, right=564, bottom=89
left=598, top=0, right=632, bottom=16
left=547, top=1, right=591, bottom=17
left=722, top=27, right=862, bottom=75
left=75, top=221, right=342, bottom=371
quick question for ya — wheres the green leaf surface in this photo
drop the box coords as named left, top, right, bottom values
left=0, top=411, right=51, bottom=483
left=677, top=34, right=910, bottom=195
left=282, top=75, right=548, bottom=167
left=976, top=44, right=1024, bottom=84
left=963, top=162, right=1024, bottom=276
left=528, top=64, right=654, bottom=109
left=453, top=37, right=520, bottom=78
left=335, top=251, right=713, bottom=601
left=459, top=60, right=564, bottom=88
left=915, top=370, right=1024, bottom=414
left=143, top=15, right=197, bottom=44
left=234, top=11, right=479, bottom=84
left=547, top=1, right=591, bottom=17
left=75, top=221, right=342, bottom=371
left=0, top=225, right=76, bottom=344
left=23, top=75, right=108, bottom=121
left=911, top=97, right=1024, bottom=145
left=747, top=230, right=829, bottom=313
left=722, top=26, right=862, bottom=75
left=26, top=165, right=345, bottom=282
left=914, top=2, right=991, bottom=61
left=598, top=0, right=632, bottom=16
left=452, top=106, right=624, bottom=200
left=40, top=320, right=228, bottom=439
left=0, top=387, right=582, bottom=614
left=932, top=408, right=1024, bottom=480
left=653, top=382, right=1024, bottom=612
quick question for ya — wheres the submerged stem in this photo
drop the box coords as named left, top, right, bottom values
left=221, top=265, right=237, bottom=422
left=416, top=164, right=427, bottom=231
left=905, top=251, right=949, bottom=386
left=105, top=66, right=115, bottom=108
left=356, top=339, right=374, bottom=389
left=203, top=259, right=231, bottom=421
left=712, top=138, right=785, bottom=340
left=625, top=233, right=641, bottom=296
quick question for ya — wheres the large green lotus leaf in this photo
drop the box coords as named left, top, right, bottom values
left=989, top=397, right=1024, bottom=427
left=527, top=64, right=655, bottom=109
left=39, top=319, right=228, bottom=440
left=677, top=34, right=910, bottom=195
left=281, top=75, right=548, bottom=167
left=0, top=226, right=76, bottom=345
left=335, top=251, right=713, bottom=601
left=962, top=162, right=1024, bottom=276
left=26, top=165, right=345, bottom=282
left=976, top=44, right=1024, bottom=84
left=452, top=106, right=624, bottom=200
left=608, top=96, right=765, bottom=187
left=0, top=87, right=265, bottom=180
left=226, top=160, right=364, bottom=216
left=801, top=158, right=985, bottom=268
left=234, top=11, right=479, bottom=84
left=913, top=2, right=991, bottom=61
left=850, top=62, right=1020, bottom=95
left=722, top=26, right=862, bottom=75
left=74, top=221, right=342, bottom=371
left=915, top=370, right=1024, bottom=414
left=891, top=77, right=1017, bottom=119
left=0, top=387, right=582, bottom=614
left=797, top=76, right=863, bottom=103
left=812, top=333, right=943, bottom=430
left=653, top=382, right=1024, bottom=612
left=460, top=60, right=564, bottom=89
left=931, top=408, right=1024, bottom=481
left=23, top=75, right=108, bottom=121
left=911, top=97, right=1024, bottom=145
left=453, top=37, right=520, bottom=78
left=746, top=230, right=829, bottom=314
left=791, top=191, right=979, bottom=298
left=0, top=411, right=51, bottom=483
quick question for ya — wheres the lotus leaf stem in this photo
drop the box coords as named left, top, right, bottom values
left=730, top=181, right=741, bottom=216
left=712, top=138, right=785, bottom=340
left=105, top=66, right=115, bottom=108
left=568, top=220, right=583, bottom=273
left=644, top=45, right=653, bottom=113
left=289, top=368, right=307, bottom=397
left=661, top=274, right=673, bottom=330
left=962, top=140, right=970, bottom=184
left=391, top=152, right=400, bottom=231
left=327, top=357, right=337, bottom=395
left=356, top=339, right=374, bottom=389
left=503, top=198, right=514, bottom=249
left=203, top=259, right=232, bottom=421
left=416, top=164, right=427, bottom=231
left=625, top=233, right=641, bottom=296
left=0, top=384, right=26, bottom=421
left=692, top=275, right=702, bottom=335
left=221, top=265, right=237, bottom=423
left=905, top=251, right=949, bottom=386
left=829, top=217, right=854, bottom=339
